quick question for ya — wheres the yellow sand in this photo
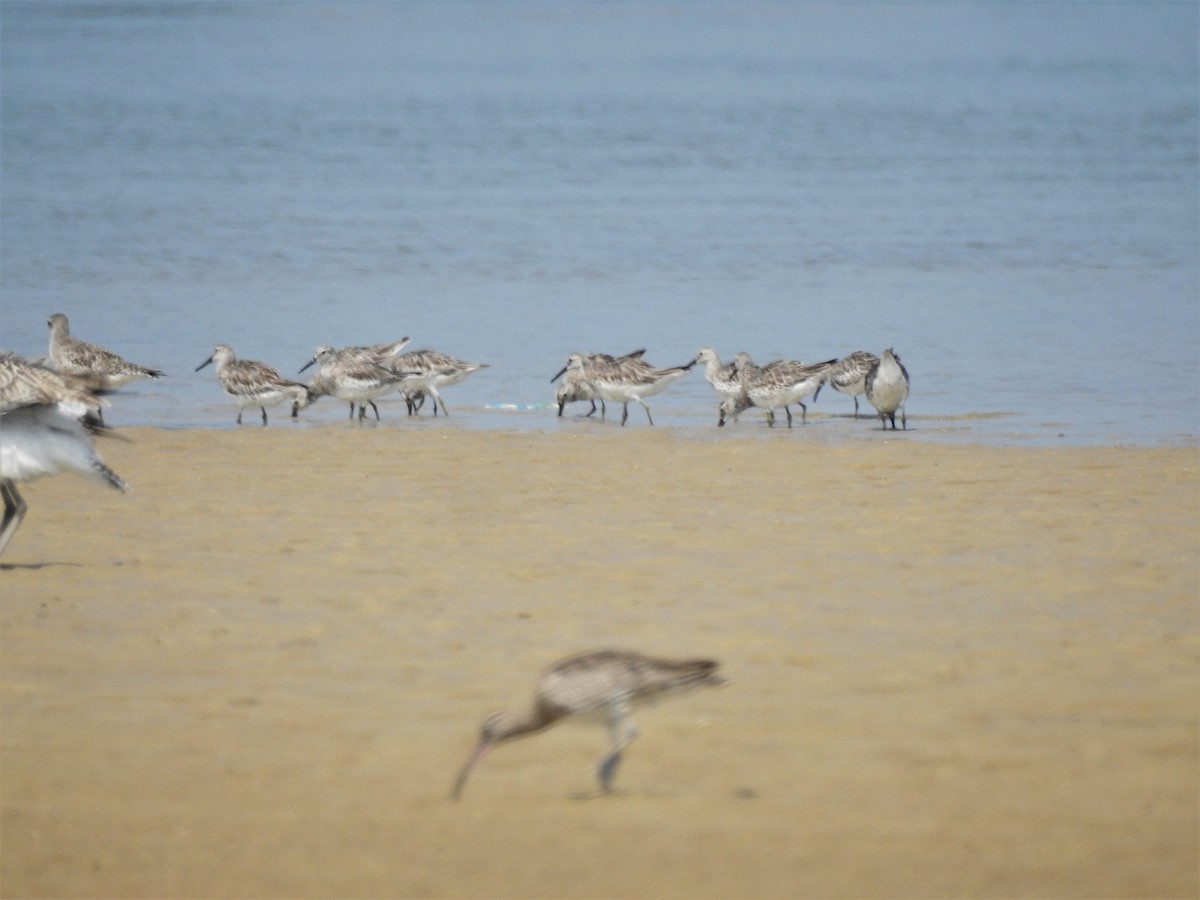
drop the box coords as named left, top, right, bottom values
left=1, top=427, right=1196, bottom=899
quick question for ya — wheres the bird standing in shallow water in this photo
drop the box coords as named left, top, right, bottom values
left=300, top=345, right=411, bottom=421
left=827, top=351, right=880, bottom=419
left=195, top=344, right=311, bottom=426
left=740, top=357, right=836, bottom=427
left=452, top=649, right=725, bottom=799
left=864, top=347, right=910, bottom=430
left=551, top=348, right=646, bottom=418
left=552, top=353, right=696, bottom=426
left=47, top=313, right=163, bottom=393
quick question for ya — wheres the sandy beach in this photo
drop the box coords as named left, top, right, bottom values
left=1, top=425, right=1196, bottom=899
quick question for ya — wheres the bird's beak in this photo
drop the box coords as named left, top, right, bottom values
left=299, top=357, right=316, bottom=373
left=451, top=740, right=493, bottom=801
left=549, top=366, right=567, bottom=383
left=195, top=357, right=213, bottom=372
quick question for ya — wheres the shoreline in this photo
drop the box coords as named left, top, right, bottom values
left=2, top=429, right=1196, bottom=898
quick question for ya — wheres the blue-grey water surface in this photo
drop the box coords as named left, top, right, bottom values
left=2, top=1, right=1197, bottom=444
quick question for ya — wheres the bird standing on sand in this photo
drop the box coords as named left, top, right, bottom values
left=47, top=313, right=163, bottom=392
left=195, top=344, right=311, bottom=426
left=452, top=649, right=725, bottom=799
left=864, top=347, right=910, bottom=430
left=0, top=353, right=128, bottom=557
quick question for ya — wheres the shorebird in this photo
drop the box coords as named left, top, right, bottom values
left=718, top=391, right=754, bottom=427
left=827, top=351, right=880, bottom=419
left=300, top=345, right=410, bottom=421
left=695, top=348, right=758, bottom=426
left=47, top=313, right=163, bottom=393
left=864, top=347, right=910, bottom=430
left=741, top=357, right=836, bottom=427
left=195, top=344, right=311, bottom=426
left=553, top=353, right=696, bottom=426
left=451, top=650, right=725, bottom=799
left=0, top=353, right=128, bottom=557
left=551, top=349, right=646, bottom=417
left=384, top=349, right=488, bottom=416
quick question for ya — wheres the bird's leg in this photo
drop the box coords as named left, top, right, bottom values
left=236, top=410, right=243, bottom=425
left=0, top=481, right=28, bottom=557
left=785, top=406, right=794, bottom=428
left=260, top=407, right=269, bottom=426
left=799, top=402, right=807, bottom=425
left=369, top=400, right=380, bottom=420
left=597, top=704, right=639, bottom=794
left=431, top=389, right=446, bottom=416
left=766, top=410, right=775, bottom=427
left=620, top=403, right=629, bottom=426
left=348, top=403, right=356, bottom=419
left=901, top=408, right=906, bottom=430
left=599, top=399, right=607, bottom=417
left=638, top=399, right=654, bottom=426
left=585, top=400, right=598, bottom=417
left=853, top=396, right=860, bottom=419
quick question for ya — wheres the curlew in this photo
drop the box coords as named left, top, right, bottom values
left=452, top=649, right=724, bottom=799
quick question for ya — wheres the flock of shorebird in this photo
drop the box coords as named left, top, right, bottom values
left=554, top=345, right=910, bottom=431
left=2, top=314, right=911, bottom=794
left=1, top=313, right=912, bottom=558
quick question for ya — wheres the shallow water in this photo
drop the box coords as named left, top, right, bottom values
left=2, top=1, right=1197, bottom=445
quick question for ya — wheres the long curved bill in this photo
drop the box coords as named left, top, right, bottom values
left=549, top=366, right=568, bottom=383
left=451, top=741, right=492, bottom=801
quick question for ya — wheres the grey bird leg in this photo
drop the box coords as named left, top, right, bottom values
left=638, top=399, right=654, bottom=426
left=598, top=706, right=639, bottom=793
left=260, top=407, right=269, bottom=426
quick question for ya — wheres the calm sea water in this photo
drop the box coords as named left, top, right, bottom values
left=2, top=1, right=1197, bottom=444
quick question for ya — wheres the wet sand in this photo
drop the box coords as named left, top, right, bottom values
left=1, top=426, right=1196, bottom=899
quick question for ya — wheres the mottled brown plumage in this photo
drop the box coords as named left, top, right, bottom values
left=452, top=649, right=724, bottom=799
